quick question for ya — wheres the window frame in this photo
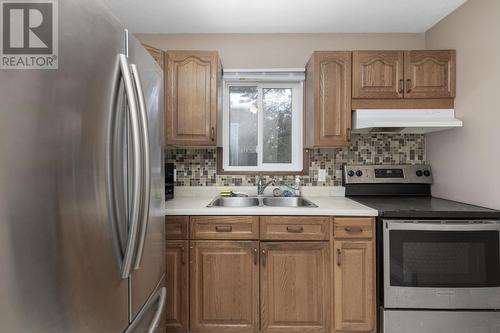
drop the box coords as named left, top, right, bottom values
left=222, top=78, right=304, bottom=172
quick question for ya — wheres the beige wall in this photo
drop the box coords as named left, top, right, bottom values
left=136, top=33, right=424, bottom=68
left=426, top=0, right=500, bottom=209
left=138, top=9, right=499, bottom=208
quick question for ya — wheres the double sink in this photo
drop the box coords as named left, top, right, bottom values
left=207, top=196, right=318, bottom=208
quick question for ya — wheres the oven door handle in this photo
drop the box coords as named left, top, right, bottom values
left=384, top=221, right=500, bottom=232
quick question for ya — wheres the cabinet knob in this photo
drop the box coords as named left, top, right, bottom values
left=399, top=79, right=404, bottom=94
left=406, top=79, right=412, bottom=93
left=181, top=246, right=186, bottom=265
left=261, top=249, right=267, bottom=267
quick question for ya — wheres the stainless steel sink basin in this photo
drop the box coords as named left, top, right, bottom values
left=207, top=196, right=317, bottom=208
left=261, top=197, right=318, bottom=208
left=207, top=197, right=260, bottom=207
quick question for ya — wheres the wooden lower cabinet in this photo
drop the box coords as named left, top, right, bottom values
left=190, top=241, right=260, bottom=333
left=166, top=240, right=189, bottom=332
left=260, top=242, right=330, bottom=333
left=333, top=241, right=375, bottom=332
left=166, top=216, right=376, bottom=333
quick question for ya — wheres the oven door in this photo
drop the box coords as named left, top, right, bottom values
left=383, top=220, right=500, bottom=309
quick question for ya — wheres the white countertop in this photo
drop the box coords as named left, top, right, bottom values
left=164, top=187, right=378, bottom=217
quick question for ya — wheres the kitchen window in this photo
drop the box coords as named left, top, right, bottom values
left=222, top=70, right=304, bottom=172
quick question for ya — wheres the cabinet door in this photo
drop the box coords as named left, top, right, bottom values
left=404, top=50, right=456, bottom=99
left=333, top=241, right=375, bottom=332
left=261, top=242, right=330, bottom=333
left=190, top=241, right=260, bottom=333
left=166, top=51, right=219, bottom=146
left=352, top=51, right=404, bottom=99
left=166, top=240, right=189, bottom=332
left=142, top=44, right=164, bottom=69
left=306, top=52, right=352, bottom=147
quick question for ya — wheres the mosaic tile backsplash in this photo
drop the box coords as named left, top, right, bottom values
left=166, top=134, right=426, bottom=187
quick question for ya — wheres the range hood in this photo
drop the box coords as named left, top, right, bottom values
left=352, top=109, right=463, bottom=134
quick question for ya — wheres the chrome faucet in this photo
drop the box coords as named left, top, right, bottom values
left=257, top=176, right=276, bottom=195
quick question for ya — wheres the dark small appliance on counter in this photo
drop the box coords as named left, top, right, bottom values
left=165, top=163, right=174, bottom=200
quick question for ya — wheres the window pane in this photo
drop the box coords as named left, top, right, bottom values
left=229, top=86, right=258, bottom=166
left=262, top=88, right=292, bottom=164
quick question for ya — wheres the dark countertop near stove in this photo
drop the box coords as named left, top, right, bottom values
left=348, top=196, right=500, bottom=219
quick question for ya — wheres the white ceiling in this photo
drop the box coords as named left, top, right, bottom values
left=103, top=0, right=467, bottom=34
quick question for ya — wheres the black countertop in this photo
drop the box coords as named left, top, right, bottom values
left=348, top=196, right=500, bottom=219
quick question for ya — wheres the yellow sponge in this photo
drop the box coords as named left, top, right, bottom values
left=220, top=189, right=232, bottom=197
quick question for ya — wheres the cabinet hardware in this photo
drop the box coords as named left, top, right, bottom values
left=347, top=128, right=352, bottom=142
left=399, top=79, right=404, bottom=94
left=406, top=79, right=412, bottom=93
left=286, top=226, right=304, bottom=233
left=345, top=227, right=363, bottom=233
left=181, top=246, right=186, bottom=265
left=210, top=127, right=215, bottom=141
left=253, top=248, right=258, bottom=265
left=215, top=225, right=232, bottom=232
left=337, top=249, right=341, bottom=267
left=261, top=249, right=267, bottom=267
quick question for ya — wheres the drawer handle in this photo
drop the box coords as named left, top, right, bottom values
left=345, top=227, right=363, bottom=233
left=215, top=225, right=232, bottom=232
left=286, top=226, right=304, bottom=233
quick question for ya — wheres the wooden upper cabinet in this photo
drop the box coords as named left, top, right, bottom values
left=166, top=240, right=189, bottom=332
left=306, top=52, right=352, bottom=148
left=404, top=50, right=456, bottom=99
left=260, top=242, right=330, bottom=333
left=352, top=51, right=404, bottom=99
left=190, top=241, right=260, bottom=333
left=166, top=50, right=221, bottom=146
left=143, top=44, right=164, bottom=69
left=333, top=240, right=375, bottom=332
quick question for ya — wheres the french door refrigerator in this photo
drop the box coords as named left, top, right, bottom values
left=0, top=0, right=166, bottom=332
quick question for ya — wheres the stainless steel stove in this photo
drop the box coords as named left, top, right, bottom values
left=343, top=164, right=500, bottom=333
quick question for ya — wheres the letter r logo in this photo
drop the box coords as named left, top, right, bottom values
left=2, top=2, right=53, bottom=54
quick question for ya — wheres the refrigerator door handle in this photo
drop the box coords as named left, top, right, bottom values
left=130, top=64, right=151, bottom=270
left=118, top=54, right=143, bottom=279
left=125, top=287, right=166, bottom=333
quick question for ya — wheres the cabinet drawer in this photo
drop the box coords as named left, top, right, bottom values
left=190, top=216, right=259, bottom=240
left=333, top=217, right=373, bottom=239
left=165, top=216, right=189, bottom=239
left=260, top=216, right=330, bottom=241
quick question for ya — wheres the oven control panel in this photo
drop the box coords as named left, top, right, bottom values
left=343, top=164, right=433, bottom=184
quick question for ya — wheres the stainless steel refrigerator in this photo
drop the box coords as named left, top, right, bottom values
left=0, top=0, right=166, bottom=332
